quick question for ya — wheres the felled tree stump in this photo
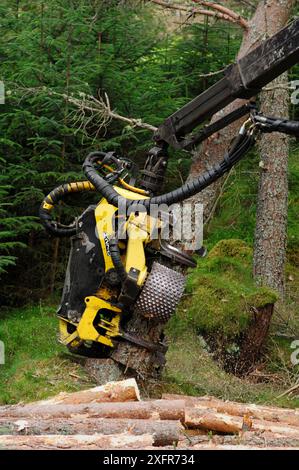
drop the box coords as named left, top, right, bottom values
left=84, top=358, right=124, bottom=385
left=111, top=314, right=167, bottom=379
left=237, top=303, right=274, bottom=375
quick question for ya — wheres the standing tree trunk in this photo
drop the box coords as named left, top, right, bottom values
left=253, top=0, right=294, bottom=298
left=253, top=73, right=290, bottom=298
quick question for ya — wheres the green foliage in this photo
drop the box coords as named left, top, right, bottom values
left=287, top=144, right=299, bottom=257
left=208, top=238, right=252, bottom=260
left=0, top=160, right=38, bottom=277
left=205, top=150, right=260, bottom=246
left=0, top=0, right=242, bottom=302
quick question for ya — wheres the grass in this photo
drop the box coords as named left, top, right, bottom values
left=162, top=332, right=299, bottom=408
left=0, top=285, right=297, bottom=408
left=0, top=304, right=94, bottom=404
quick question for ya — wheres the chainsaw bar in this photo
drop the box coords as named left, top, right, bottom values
left=120, top=330, right=167, bottom=354
left=135, top=261, right=186, bottom=323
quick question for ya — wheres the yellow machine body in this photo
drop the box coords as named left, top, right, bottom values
left=58, top=185, right=160, bottom=352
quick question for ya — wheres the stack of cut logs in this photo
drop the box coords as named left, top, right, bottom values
left=0, top=379, right=298, bottom=450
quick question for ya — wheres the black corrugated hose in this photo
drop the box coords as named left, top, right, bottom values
left=82, top=133, right=255, bottom=212
left=109, top=236, right=127, bottom=283
left=40, top=134, right=255, bottom=237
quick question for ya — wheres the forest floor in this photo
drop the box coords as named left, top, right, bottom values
left=0, top=302, right=298, bottom=408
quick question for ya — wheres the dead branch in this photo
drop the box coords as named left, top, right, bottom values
left=149, top=0, right=248, bottom=29
left=15, top=86, right=157, bottom=135
left=277, top=381, right=299, bottom=399
left=192, top=1, right=249, bottom=29
left=61, top=91, right=157, bottom=133
left=198, top=67, right=226, bottom=78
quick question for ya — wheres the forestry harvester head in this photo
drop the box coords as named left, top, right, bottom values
left=40, top=19, right=299, bottom=367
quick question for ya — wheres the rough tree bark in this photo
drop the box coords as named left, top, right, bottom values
left=237, top=303, right=275, bottom=374
left=253, top=2, right=294, bottom=298
left=0, top=433, right=154, bottom=450
left=111, top=316, right=167, bottom=378
left=0, top=399, right=186, bottom=421
left=0, top=418, right=182, bottom=446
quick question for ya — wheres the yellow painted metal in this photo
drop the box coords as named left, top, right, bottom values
left=125, top=215, right=149, bottom=286
left=95, top=202, right=118, bottom=273
left=77, top=296, right=122, bottom=347
left=124, top=212, right=162, bottom=286
left=118, top=179, right=149, bottom=196
left=58, top=317, right=80, bottom=346
left=94, top=185, right=149, bottom=274
left=113, top=185, right=149, bottom=200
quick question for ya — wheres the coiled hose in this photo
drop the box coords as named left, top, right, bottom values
left=82, top=133, right=255, bottom=212
left=39, top=181, right=95, bottom=237
left=40, top=133, right=254, bottom=236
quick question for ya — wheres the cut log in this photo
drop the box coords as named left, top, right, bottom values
left=32, top=378, right=140, bottom=406
left=0, top=399, right=185, bottom=421
left=185, top=406, right=299, bottom=436
left=0, top=418, right=183, bottom=446
left=185, top=407, right=243, bottom=433
left=214, top=431, right=299, bottom=448
left=181, top=431, right=299, bottom=449
left=163, top=394, right=299, bottom=428
left=0, top=433, right=153, bottom=450
left=190, top=444, right=297, bottom=450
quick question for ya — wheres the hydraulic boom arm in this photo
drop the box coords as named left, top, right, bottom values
left=154, top=18, right=299, bottom=151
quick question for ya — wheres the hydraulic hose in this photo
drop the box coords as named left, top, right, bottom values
left=83, top=134, right=255, bottom=212
left=109, top=236, right=127, bottom=283
left=254, top=115, right=299, bottom=137
left=39, top=181, right=95, bottom=237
